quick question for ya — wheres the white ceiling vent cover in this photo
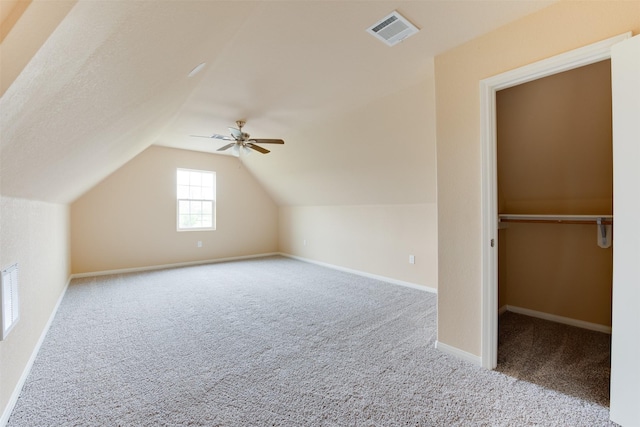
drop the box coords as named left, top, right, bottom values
left=366, top=11, right=419, bottom=47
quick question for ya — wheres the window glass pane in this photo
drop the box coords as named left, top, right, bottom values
left=179, top=215, right=192, bottom=228
left=202, top=173, right=214, bottom=188
left=202, top=216, right=213, bottom=227
left=202, top=187, right=214, bottom=200
left=190, top=201, right=202, bottom=214
left=190, top=187, right=202, bottom=200
left=177, top=170, right=190, bottom=186
left=179, top=200, right=190, bottom=214
left=190, top=171, right=202, bottom=186
left=202, top=201, right=213, bottom=214
left=177, top=185, right=190, bottom=199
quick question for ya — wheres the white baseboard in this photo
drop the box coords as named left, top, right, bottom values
left=502, top=305, right=612, bottom=334
left=70, top=252, right=281, bottom=279
left=279, top=253, right=437, bottom=294
left=435, top=340, right=482, bottom=366
left=1, top=276, right=72, bottom=427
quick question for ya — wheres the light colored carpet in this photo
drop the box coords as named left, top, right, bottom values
left=8, top=256, right=615, bottom=426
left=497, top=311, right=611, bottom=407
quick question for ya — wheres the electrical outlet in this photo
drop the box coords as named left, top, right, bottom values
left=303, top=239, right=307, bottom=246
left=197, top=241, right=202, bottom=248
left=409, top=255, right=415, bottom=264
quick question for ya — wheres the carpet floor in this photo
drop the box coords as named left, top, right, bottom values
left=7, top=256, right=615, bottom=426
left=497, top=311, right=611, bottom=408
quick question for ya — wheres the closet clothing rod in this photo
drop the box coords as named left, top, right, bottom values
left=498, top=214, right=613, bottom=225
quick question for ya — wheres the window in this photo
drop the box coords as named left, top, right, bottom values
left=1, top=263, right=19, bottom=341
left=177, top=169, right=216, bottom=230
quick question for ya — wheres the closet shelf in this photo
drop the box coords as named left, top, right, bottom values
left=498, top=214, right=613, bottom=225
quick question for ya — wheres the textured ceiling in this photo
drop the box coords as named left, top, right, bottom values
left=0, top=0, right=555, bottom=205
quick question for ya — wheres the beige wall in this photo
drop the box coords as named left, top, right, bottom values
left=277, top=71, right=438, bottom=289
left=499, top=223, right=612, bottom=325
left=497, top=60, right=613, bottom=326
left=0, top=0, right=76, bottom=96
left=497, top=60, right=613, bottom=215
left=0, top=197, right=70, bottom=421
left=279, top=203, right=438, bottom=289
left=435, top=1, right=640, bottom=355
left=249, top=76, right=438, bottom=207
left=71, top=146, right=278, bottom=274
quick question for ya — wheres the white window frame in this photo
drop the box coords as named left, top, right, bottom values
left=1, top=263, right=19, bottom=341
left=176, top=168, right=216, bottom=231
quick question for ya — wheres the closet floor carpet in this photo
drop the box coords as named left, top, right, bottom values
left=497, top=311, right=611, bottom=407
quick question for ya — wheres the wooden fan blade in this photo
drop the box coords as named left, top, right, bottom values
left=229, top=127, right=242, bottom=140
left=250, top=138, right=284, bottom=144
left=190, top=134, right=232, bottom=140
left=217, top=143, right=236, bottom=151
left=247, top=143, right=270, bottom=154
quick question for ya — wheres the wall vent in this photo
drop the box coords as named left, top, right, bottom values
left=366, top=11, right=419, bottom=47
left=1, top=264, right=19, bottom=340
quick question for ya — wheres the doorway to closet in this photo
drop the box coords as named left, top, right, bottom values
left=480, top=33, right=640, bottom=426
left=494, top=59, right=613, bottom=406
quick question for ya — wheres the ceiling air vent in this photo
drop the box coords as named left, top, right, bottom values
left=366, top=11, right=419, bottom=47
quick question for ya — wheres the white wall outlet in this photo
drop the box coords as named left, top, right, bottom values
left=303, top=239, right=307, bottom=246
left=197, top=241, right=202, bottom=248
left=409, top=255, right=415, bottom=264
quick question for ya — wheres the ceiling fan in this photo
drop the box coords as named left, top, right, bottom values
left=191, top=120, right=284, bottom=155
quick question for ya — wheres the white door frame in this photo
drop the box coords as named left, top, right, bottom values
left=479, top=32, right=631, bottom=370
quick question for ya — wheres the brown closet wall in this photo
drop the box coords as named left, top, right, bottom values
left=497, top=60, right=613, bottom=327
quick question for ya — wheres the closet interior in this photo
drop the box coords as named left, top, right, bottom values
left=495, top=59, right=613, bottom=405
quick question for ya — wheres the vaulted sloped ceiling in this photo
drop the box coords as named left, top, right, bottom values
left=0, top=0, right=554, bottom=205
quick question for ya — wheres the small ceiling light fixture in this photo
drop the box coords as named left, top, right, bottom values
left=366, top=11, right=419, bottom=47
left=188, top=62, right=206, bottom=78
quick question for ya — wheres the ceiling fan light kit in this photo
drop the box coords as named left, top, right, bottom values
left=190, top=120, right=284, bottom=156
